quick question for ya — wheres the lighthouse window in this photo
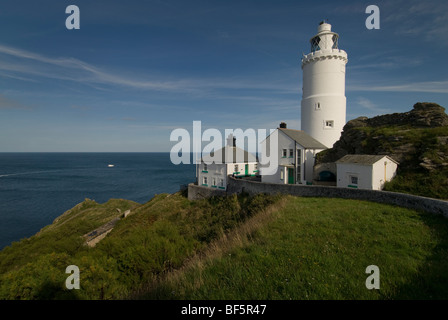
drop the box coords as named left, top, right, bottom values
left=325, top=120, right=334, bottom=128
left=332, top=35, right=339, bottom=49
left=315, top=102, right=321, bottom=110
left=311, top=37, right=320, bottom=52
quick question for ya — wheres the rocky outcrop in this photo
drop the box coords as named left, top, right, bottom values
left=316, top=102, right=448, bottom=167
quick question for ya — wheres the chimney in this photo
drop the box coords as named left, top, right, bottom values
left=279, top=122, right=287, bottom=129
left=227, top=134, right=236, bottom=147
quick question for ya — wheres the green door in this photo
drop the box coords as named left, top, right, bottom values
left=288, top=168, right=294, bottom=184
left=245, top=164, right=249, bottom=176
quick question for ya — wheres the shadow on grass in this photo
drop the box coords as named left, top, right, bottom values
left=35, top=280, right=80, bottom=300
left=392, top=212, right=448, bottom=299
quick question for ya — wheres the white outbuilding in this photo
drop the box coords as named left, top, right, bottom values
left=336, top=154, right=398, bottom=190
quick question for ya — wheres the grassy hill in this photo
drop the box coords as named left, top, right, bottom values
left=1, top=192, right=448, bottom=300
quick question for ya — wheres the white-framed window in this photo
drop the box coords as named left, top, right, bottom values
left=289, top=149, right=294, bottom=158
left=203, top=163, right=208, bottom=171
left=350, top=175, right=358, bottom=185
left=325, top=120, right=334, bottom=128
left=212, top=177, right=216, bottom=186
left=234, top=164, right=239, bottom=172
left=219, top=178, right=224, bottom=187
left=254, top=163, right=258, bottom=170
left=282, top=149, right=287, bottom=158
left=203, top=176, right=208, bottom=185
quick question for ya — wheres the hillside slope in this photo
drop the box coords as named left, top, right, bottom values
left=142, top=196, right=448, bottom=300
left=316, top=102, right=448, bottom=199
left=1, top=192, right=448, bottom=300
left=0, top=192, right=280, bottom=299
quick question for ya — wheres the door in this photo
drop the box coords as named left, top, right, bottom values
left=245, top=164, right=249, bottom=176
left=288, top=168, right=294, bottom=184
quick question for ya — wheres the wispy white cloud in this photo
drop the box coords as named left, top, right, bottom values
left=0, top=43, right=298, bottom=96
left=349, top=80, right=448, bottom=93
left=355, top=97, right=390, bottom=114
left=383, top=0, right=448, bottom=44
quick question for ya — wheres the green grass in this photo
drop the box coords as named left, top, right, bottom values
left=0, top=192, right=281, bottom=299
left=145, top=196, right=448, bottom=300
left=2, top=193, right=448, bottom=300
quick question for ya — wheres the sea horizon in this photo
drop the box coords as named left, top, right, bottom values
left=0, top=152, right=195, bottom=249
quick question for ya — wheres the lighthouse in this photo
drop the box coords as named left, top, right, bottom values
left=301, top=21, right=348, bottom=148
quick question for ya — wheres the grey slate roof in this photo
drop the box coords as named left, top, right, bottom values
left=279, top=128, right=327, bottom=149
left=336, top=154, right=398, bottom=165
left=202, top=145, right=258, bottom=164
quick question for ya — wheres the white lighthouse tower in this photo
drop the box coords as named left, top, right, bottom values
left=301, top=21, right=348, bottom=148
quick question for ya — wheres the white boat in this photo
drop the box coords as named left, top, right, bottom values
left=108, top=164, right=115, bottom=167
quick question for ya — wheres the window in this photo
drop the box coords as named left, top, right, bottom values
left=297, top=150, right=302, bottom=182
left=289, top=149, right=294, bottom=158
left=254, top=163, right=258, bottom=172
left=219, top=178, right=224, bottom=187
left=203, top=176, right=208, bottom=186
left=311, top=36, right=320, bottom=52
left=332, top=35, right=339, bottom=49
left=212, top=177, right=216, bottom=186
left=282, top=149, right=287, bottom=158
left=315, top=102, right=321, bottom=110
left=202, top=163, right=208, bottom=172
left=234, top=164, right=239, bottom=173
left=350, top=176, right=358, bottom=185
left=325, top=120, right=334, bottom=128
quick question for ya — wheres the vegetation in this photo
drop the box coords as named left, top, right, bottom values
left=317, top=123, right=448, bottom=199
left=0, top=192, right=281, bottom=299
left=143, top=196, right=448, bottom=300
left=1, top=193, right=448, bottom=300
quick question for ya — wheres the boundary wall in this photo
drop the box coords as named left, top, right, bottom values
left=188, top=177, right=448, bottom=217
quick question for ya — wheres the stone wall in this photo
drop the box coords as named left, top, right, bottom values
left=227, top=177, right=448, bottom=217
left=188, top=177, right=448, bottom=217
left=187, top=183, right=227, bottom=201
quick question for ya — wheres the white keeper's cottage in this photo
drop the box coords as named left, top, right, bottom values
left=261, top=123, right=327, bottom=185
left=197, top=135, right=258, bottom=191
left=336, top=154, right=398, bottom=190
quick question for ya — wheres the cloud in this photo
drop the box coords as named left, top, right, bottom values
left=355, top=97, right=390, bottom=114
left=349, top=80, right=448, bottom=94
left=0, top=94, right=31, bottom=110
left=0, top=43, right=298, bottom=96
left=383, top=0, right=448, bottom=44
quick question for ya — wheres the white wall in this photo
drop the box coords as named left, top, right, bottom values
left=372, top=158, right=398, bottom=190
left=337, top=163, right=372, bottom=189
left=261, top=130, right=321, bottom=184
left=198, top=162, right=227, bottom=189
left=198, top=161, right=259, bottom=190
left=336, top=157, right=398, bottom=190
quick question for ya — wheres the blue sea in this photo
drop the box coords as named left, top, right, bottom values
left=0, top=153, right=195, bottom=250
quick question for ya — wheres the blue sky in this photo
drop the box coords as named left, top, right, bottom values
left=0, top=0, right=447, bottom=152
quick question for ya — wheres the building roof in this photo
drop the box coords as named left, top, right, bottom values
left=336, top=154, right=399, bottom=165
left=279, top=128, right=327, bottom=149
left=202, top=145, right=257, bottom=164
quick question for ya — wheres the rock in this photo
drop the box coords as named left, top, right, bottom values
left=315, top=102, right=448, bottom=168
